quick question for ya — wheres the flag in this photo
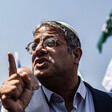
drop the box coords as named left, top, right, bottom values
left=102, top=59, right=112, bottom=92
left=14, top=52, right=21, bottom=68
left=97, top=10, right=112, bottom=52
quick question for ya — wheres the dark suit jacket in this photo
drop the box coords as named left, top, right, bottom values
left=85, top=82, right=112, bottom=112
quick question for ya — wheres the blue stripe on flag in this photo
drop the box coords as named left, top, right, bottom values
left=15, top=52, right=22, bottom=68
left=110, top=89, right=112, bottom=93
left=18, top=59, right=21, bottom=68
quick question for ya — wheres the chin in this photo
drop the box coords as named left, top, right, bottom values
left=34, top=69, right=51, bottom=79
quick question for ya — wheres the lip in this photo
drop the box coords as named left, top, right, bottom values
left=34, top=58, right=50, bottom=68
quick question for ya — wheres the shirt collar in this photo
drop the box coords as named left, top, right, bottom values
left=73, top=78, right=87, bottom=109
left=75, top=78, right=87, bottom=99
left=42, top=77, right=87, bottom=102
left=42, top=85, right=54, bottom=102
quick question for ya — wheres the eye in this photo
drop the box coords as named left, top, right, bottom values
left=29, top=42, right=37, bottom=51
left=43, top=38, right=56, bottom=48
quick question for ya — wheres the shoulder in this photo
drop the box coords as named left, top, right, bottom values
left=84, top=82, right=112, bottom=99
left=25, top=87, right=50, bottom=112
left=84, top=82, right=112, bottom=111
left=108, top=92, right=112, bottom=97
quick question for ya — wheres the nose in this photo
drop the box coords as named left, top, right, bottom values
left=33, top=43, right=48, bottom=57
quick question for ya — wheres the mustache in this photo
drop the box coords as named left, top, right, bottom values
left=34, top=57, right=50, bottom=66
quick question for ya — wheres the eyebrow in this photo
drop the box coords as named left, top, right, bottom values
left=34, top=36, right=57, bottom=43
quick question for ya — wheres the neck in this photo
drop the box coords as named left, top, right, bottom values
left=39, top=75, right=79, bottom=111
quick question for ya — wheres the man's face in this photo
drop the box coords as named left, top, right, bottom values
left=32, top=26, right=75, bottom=81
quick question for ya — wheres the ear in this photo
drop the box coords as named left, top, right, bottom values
left=72, top=47, right=82, bottom=64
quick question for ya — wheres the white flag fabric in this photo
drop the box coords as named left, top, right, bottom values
left=14, top=52, right=21, bottom=68
left=102, top=59, right=112, bottom=92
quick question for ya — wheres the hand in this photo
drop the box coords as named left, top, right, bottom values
left=0, top=52, right=32, bottom=112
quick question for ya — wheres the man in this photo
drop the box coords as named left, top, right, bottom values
left=17, top=67, right=39, bottom=91
left=0, top=21, right=112, bottom=112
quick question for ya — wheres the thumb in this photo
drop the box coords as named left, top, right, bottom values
left=8, top=52, right=17, bottom=76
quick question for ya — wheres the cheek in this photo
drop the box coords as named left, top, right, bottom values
left=48, top=56, right=55, bottom=64
left=59, top=52, right=72, bottom=65
left=32, top=53, right=36, bottom=63
left=54, top=52, right=68, bottom=65
left=52, top=48, right=67, bottom=60
left=32, top=55, right=35, bottom=69
left=47, top=50, right=56, bottom=62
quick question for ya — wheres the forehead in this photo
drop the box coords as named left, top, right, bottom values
left=34, top=25, right=65, bottom=39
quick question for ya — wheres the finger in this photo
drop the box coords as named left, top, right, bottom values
left=20, top=72, right=32, bottom=90
left=19, top=72, right=32, bottom=109
left=8, top=52, right=17, bottom=76
left=1, top=85, right=20, bottom=101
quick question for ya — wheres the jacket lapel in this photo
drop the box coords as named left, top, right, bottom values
left=84, top=82, right=112, bottom=112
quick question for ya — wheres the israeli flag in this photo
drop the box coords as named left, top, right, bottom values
left=14, top=52, right=21, bottom=68
left=102, top=59, right=112, bottom=92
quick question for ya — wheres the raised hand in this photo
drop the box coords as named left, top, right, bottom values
left=0, top=52, right=32, bottom=112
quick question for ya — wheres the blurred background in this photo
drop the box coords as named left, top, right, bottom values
left=0, top=0, right=112, bottom=91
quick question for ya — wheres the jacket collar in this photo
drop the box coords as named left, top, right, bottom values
left=84, top=82, right=112, bottom=112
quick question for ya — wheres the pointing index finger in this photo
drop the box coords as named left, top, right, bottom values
left=8, top=52, right=17, bottom=76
